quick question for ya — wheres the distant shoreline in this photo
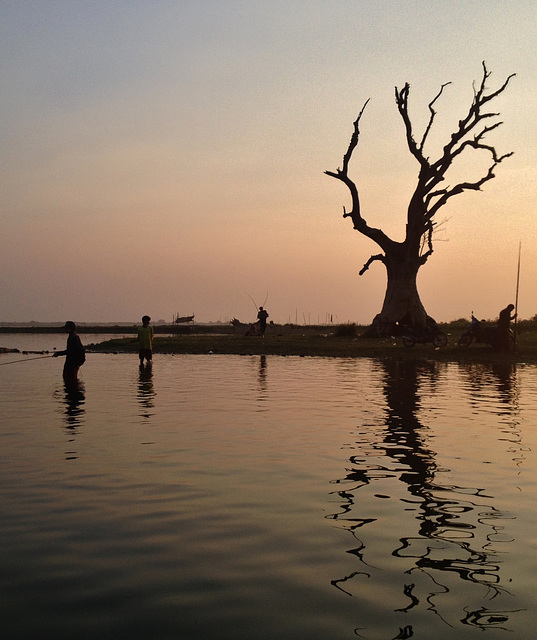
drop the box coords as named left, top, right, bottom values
left=0, top=323, right=345, bottom=336
left=0, top=324, right=194, bottom=334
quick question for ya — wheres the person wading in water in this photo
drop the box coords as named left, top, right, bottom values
left=53, top=321, right=86, bottom=382
left=137, top=315, right=154, bottom=367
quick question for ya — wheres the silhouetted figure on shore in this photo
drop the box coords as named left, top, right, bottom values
left=137, top=315, right=154, bottom=366
left=53, top=321, right=86, bottom=382
left=496, top=303, right=516, bottom=350
left=257, top=306, right=269, bottom=336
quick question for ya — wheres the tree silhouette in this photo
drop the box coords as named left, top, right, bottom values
left=326, top=63, right=515, bottom=336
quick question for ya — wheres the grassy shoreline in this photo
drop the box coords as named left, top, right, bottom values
left=85, top=325, right=537, bottom=364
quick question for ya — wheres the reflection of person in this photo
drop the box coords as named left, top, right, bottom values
left=63, top=380, right=85, bottom=429
left=137, top=315, right=154, bottom=366
left=137, top=365, right=155, bottom=422
left=257, top=307, right=269, bottom=336
left=53, top=321, right=86, bottom=382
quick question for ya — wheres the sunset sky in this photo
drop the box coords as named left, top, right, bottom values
left=2, top=1, right=536, bottom=325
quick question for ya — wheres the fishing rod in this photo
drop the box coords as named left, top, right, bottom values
left=514, top=241, right=521, bottom=346
left=246, top=293, right=259, bottom=312
left=246, top=292, right=269, bottom=311
left=0, top=354, right=55, bottom=366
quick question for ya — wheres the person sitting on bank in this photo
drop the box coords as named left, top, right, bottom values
left=137, top=315, right=154, bottom=366
left=53, top=321, right=86, bottom=382
left=496, top=303, right=516, bottom=350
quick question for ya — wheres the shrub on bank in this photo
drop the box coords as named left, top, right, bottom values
left=334, top=323, right=358, bottom=337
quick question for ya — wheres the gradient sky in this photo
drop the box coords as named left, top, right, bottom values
left=1, top=1, right=536, bottom=324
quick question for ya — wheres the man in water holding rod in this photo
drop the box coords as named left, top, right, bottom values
left=53, top=321, right=86, bottom=382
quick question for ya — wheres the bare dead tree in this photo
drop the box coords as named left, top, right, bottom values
left=326, top=62, right=515, bottom=336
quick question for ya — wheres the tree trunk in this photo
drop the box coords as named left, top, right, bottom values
left=368, top=250, right=427, bottom=337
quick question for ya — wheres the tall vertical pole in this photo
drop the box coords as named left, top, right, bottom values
left=514, top=241, right=521, bottom=346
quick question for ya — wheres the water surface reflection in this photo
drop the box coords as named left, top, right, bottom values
left=56, top=379, right=85, bottom=460
left=62, top=380, right=85, bottom=428
left=137, top=364, right=155, bottom=422
left=329, top=358, right=524, bottom=636
left=2, top=349, right=537, bottom=639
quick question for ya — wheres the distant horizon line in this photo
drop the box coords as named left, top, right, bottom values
left=1, top=315, right=532, bottom=328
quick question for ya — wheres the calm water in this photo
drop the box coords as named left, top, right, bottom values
left=1, top=335, right=537, bottom=639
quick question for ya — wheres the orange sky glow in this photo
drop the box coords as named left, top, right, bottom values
left=1, top=1, right=536, bottom=325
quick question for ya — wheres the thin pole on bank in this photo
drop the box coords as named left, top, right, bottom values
left=514, top=241, right=521, bottom=346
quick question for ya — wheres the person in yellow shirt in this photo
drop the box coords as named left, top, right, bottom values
left=137, top=315, right=154, bottom=366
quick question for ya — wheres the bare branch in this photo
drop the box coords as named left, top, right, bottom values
left=359, top=254, right=385, bottom=276
left=432, top=63, right=515, bottom=177
left=424, top=144, right=513, bottom=219
left=395, top=84, right=425, bottom=166
left=341, top=99, right=370, bottom=175
left=398, top=64, right=514, bottom=203
left=419, top=222, right=434, bottom=263
left=420, top=82, right=451, bottom=149
left=326, top=99, right=395, bottom=253
left=400, top=62, right=515, bottom=252
left=476, top=61, right=516, bottom=108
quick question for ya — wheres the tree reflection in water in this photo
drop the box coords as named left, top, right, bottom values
left=328, top=358, right=523, bottom=637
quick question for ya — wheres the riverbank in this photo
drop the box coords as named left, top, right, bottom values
left=3, top=320, right=537, bottom=363
left=86, top=329, right=537, bottom=364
